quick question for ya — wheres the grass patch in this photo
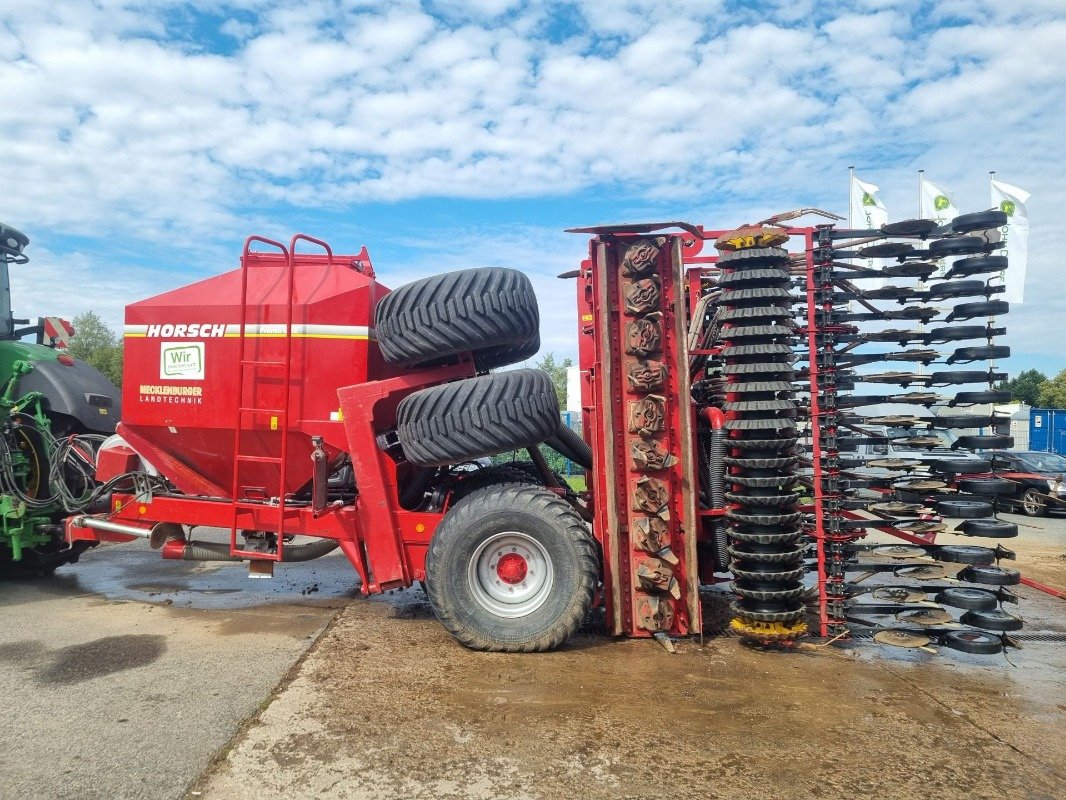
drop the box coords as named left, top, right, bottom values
left=566, top=475, right=586, bottom=492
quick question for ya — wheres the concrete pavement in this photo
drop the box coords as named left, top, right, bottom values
left=0, top=542, right=358, bottom=800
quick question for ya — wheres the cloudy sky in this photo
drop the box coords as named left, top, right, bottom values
left=2, top=0, right=1064, bottom=374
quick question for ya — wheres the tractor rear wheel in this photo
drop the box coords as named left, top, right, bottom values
left=425, top=484, right=598, bottom=652
left=0, top=539, right=91, bottom=578
left=397, top=369, right=559, bottom=467
left=374, top=267, right=539, bottom=368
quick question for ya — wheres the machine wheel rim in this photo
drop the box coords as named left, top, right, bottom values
left=1022, top=489, right=1045, bottom=516
left=468, top=531, right=554, bottom=618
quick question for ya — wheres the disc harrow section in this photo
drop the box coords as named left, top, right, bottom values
left=715, top=236, right=806, bottom=644
left=801, top=211, right=1023, bottom=654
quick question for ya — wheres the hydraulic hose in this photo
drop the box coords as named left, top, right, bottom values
left=545, top=423, right=593, bottom=470
left=164, top=537, right=340, bottom=562
left=704, top=408, right=729, bottom=572
left=280, top=538, right=341, bottom=562
left=399, top=467, right=435, bottom=510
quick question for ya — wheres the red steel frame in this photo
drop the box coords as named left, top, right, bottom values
left=67, top=232, right=478, bottom=596
left=68, top=359, right=474, bottom=594
left=577, top=233, right=699, bottom=638
left=682, top=224, right=948, bottom=638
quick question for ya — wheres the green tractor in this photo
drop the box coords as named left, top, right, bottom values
left=0, top=221, right=121, bottom=576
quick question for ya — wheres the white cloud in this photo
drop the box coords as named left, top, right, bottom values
left=0, top=0, right=1062, bottom=367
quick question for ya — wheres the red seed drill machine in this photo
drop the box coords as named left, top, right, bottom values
left=64, top=213, right=1042, bottom=655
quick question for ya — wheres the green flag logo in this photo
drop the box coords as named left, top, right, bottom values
left=933, top=195, right=951, bottom=211
left=862, top=192, right=877, bottom=207
left=1000, top=199, right=1016, bottom=217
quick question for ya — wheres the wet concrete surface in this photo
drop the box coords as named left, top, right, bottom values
left=2, top=517, right=1062, bottom=800
left=194, top=515, right=1065, bottom=800
left=0, top=539, right=359, bottom=800
left=193, top=586, right=1064, bottom=800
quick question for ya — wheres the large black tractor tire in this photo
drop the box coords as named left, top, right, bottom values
left=0, top=539, right=92, bottom=578
left=425, top=484, right=598, bottom=652
left=397, top=369, right=560, bottom=467
left=473, top=334, right=541, bottom=373
left=374, top=267, right=539, bottom=368
left=449, top=463, right=544, bottom=503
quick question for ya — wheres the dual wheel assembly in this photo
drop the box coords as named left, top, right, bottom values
left=374, top=267, right=597, bottom=651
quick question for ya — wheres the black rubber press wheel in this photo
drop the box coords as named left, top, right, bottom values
left=951, top=210, right=1008, bottom=233
left=928, top=458, right=992, bottom=475
left=954, top=434, right=1014, bottom=450
left=957, top=478, right=1016, bottom=496
left=881, top=219, right=939, bottom=237
left=946, top=304, right=1010, bottom=325
left=955, top=519, right=1019, bottom=538
left=936, top=500, right=994, bottom=518
left=936, top=587, right=998, bottom=611
left=425, top=484, right=598, bottom=652
left=944, top=255, right=1008, bottom=279
left=950, top=391, right=1010, bottom=406
left=942, top=630, right=1002, bottom=655
left=924, top=280, right=987, bottom=300
left=929, top=237, right=986, bottom=258
left=934, top=545, right=996, bottom=566
left=958, top=565, right=1020, bottom=586
left=961, top=609, right=1023, bottom=632
left=927, top=370, right=999, bottom=386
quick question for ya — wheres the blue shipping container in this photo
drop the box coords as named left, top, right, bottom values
left=1029, top=409, right=1066, bottom=454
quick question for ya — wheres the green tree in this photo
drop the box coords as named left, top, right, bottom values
left=67, top=311, right=123, bottom=387
left=1036, top=369, right=1066, bottom=409
left=997, top=369, right=1047, bottom=406
left=535, top=352, right=573, bottom=407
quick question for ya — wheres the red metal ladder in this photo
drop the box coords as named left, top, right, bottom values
left=229, top=235, right=296, bottom=561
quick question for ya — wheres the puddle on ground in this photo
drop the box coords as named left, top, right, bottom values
left=39, top=540, right=361, bottom=612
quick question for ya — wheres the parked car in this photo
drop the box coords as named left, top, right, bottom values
left=852, top=426, right=989, bottom=475
left=985, top=450, right=1066, bottom=517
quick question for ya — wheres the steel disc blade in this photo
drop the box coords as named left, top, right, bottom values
left=895, top=564, right=947, bottom=580
left=874, top=629, right=932, bottom=648
left=872, top=544, right=929, bottom=559
left=872, top=587, right=928, bottom=603
left=896, top=608, right=953, bottom=626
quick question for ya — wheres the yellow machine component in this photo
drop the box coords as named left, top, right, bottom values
left=729, top=618, right=808, bottom=643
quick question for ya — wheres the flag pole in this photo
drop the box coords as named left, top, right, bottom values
left=988, top=170, right=1000, bottom=389
left=916, top=168, right=927, bottom=377
left=848, top=165, right=855, bottom=227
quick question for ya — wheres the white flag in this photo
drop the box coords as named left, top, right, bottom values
left=920, top=178, right=959, bottom=225
left=850, top=176, right=888, bottom=230
left=991, top=179, right=1030, bottom=303
left=849, top=175, right=889, bottom=287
